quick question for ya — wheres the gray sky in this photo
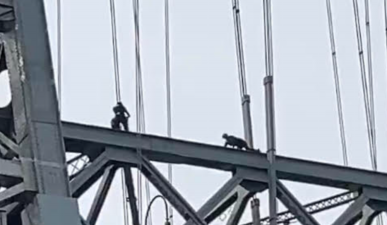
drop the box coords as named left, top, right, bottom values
left=1, top=0, right=387, bottom=224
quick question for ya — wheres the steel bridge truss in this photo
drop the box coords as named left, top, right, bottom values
left=0, top=0, right=386, bottom=225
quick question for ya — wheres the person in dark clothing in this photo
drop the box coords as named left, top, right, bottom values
left=222, top=133, right=251, bottom=150
left=111, top=102, right=130, bottom=131
left=222, top=134, right=261, bottom=152
left=111, top=116, right=121, bottom=130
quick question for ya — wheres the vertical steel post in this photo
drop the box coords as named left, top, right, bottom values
left=231, top=0, right=255, bottom=149
left=242, top=94, right=254, bottom=148
left=265, top=76, right=277, bottom=225
left=0, top=210, right=6, bottom=225
left=263, top=0, right=277, bottom=224
left=2, top=0, right=82, bottom=224
left=251, top=198, right=261, bottom=225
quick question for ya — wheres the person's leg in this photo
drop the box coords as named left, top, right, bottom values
left=111, top=117, right=120, bottom=130
left=123, top=121, right=128, bottom=131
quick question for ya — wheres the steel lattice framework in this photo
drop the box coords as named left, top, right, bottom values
left=0, top=0, right=385, bottom=225
left=257, top=191, right=358, bottom=224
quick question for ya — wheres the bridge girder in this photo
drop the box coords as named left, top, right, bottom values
left=62, top=121, right=387, bottom=191
left=0, top=0, right=386, bottom=224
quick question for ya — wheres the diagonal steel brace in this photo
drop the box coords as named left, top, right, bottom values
left=138, top=155, right=206, bottom=225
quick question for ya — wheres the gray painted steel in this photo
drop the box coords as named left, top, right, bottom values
left=226, top=187, right=253, bottom=225
left=20, top=194, right=82, bottom=225
left=359, top=206, right=378, bottom=225
left=0, top=210, right=6, bottom=225
left=137, top=154, right=206, bottom=225
left=256, top=191, right=358, bottom=224
left=87, top=165, right=117, bottom=225
left=0, top=0, right=386, bottom=223
left=276, top=181, right=319, bottom=225
left=332, top=194, right=369, bottom=225
left=123, top=166, right=140, bottom=225
left=251, top=198, right=261, bottom=225
left=71, top=152, right=110, bottom=198
left=186, top=176, right=243, bottom=224
left=62, top=122, right=387, bottom=190
left=0, top=0, right=82, bottom=223
left=0, top=159, right=21, bottom=180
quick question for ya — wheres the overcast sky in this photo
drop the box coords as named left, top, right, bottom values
left=1, top=0, right=387, bottom=224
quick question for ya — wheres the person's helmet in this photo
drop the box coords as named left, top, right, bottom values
left=222, top=133, right=228, bottom=139
left=117, top=102, right=123, bottom=106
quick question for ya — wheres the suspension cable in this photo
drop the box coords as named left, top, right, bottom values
left=232, top=0, right=248, bottom=97
left=164, top=0, right=174, bottom=223
left=364, top=2, right=382, bottom=224
left=231, top=0, right=257, bottom=201
left=352, top=0, right=376, bottom=170
left=364, top=0, right=378, bottom=171
left=383, top=3, right=387, bottom=224
left=110, top=0, right=121, bottom=102
left=325, top=0, right=349, bottom=166
left=263, top=0, right=274, bottom=78
left=352, top=6, right=382, bottom=223
left=108, top=1, right=130, bottom=225
left=132, top=0, right=151, bottom=224
left=385, top=0, right=387, bottom=61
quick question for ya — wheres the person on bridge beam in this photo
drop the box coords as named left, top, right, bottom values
left=222, top=133, right=260, bottom=152
left=111, top=102, right=130, bottom=131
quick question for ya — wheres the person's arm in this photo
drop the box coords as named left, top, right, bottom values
left=123, top=106, right=130, bottom=117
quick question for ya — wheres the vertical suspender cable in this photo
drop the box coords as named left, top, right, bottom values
left=325, top=0, right=349, bottom=166
left=263, top=0, right=277, bottom=224
left=264, top=0, right=274, bottom=78
left=231, top=0, right=255, bottom=202
left=231, top=0, right=255, bottom=155
left=384, top=2, right=387, bottom=223
left=164, top=0, right=173, bottom=223
left=385, top=6, right=387, bottom=185
left=352, top=8, right=383, bottom=224
left=364, top=0, right=378, bottom=171
left=364, top=2, right=382, bottom=224
left=232, top=0, right=247, bottom=97
left=133, top=0, right=142, bottom=222
left=110, top=0, right=122, bottom=102
left=385, top=0, right=387, bottom=61
left=57, top=0, right=62, bottom=110
left=109, top=1, right=130, bottom=225
left=132, top=0, right=152, bottom=224
left=352, top=0, right=376, bottom=170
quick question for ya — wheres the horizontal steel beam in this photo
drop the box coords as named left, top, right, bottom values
left=0, top=183, right=25, bottom=208
left=0, top=159, right=22, bottom=181
left=62, top=122, right=387, bottom=190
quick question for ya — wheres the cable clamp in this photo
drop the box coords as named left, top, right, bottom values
left=264, top=76, right=273, bottom=85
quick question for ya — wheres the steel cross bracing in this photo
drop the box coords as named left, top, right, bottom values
left=245, top=191, right=358, bottom=225
left=63, top=122, right=387, bottom=225
left=0, top=1, right=386, bottom=225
